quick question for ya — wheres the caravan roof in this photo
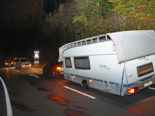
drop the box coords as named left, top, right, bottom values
left=109, top=30, right=155, bottom=63
left=58, top=30, right=155, bottom=63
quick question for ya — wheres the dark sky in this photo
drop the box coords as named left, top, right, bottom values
left=0, top=0, right=65, bottom=62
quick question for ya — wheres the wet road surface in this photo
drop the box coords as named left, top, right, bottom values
left=0, top=67, right=155, bottom=116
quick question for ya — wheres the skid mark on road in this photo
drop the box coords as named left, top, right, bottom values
left=38, top=87, right=53, bottom=92
left=11, top=100, right=35, bottom=112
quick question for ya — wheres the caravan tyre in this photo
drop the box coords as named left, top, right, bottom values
left=82, top=80, right=88, bottom=89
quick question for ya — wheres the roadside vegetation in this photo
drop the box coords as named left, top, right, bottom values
left=44, top=0, right=155, bottom=41
left=0, top=0, right=154, bottom=62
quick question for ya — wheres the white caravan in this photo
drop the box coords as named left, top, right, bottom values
left=58, top=30, right=155, bottom=96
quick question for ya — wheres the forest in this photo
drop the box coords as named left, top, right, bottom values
left=0, top=0, right=154, bottom=63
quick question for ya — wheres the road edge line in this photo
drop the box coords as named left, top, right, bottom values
left=29, top=74, right=40, bottom=78
left=0, top=77, right=13, bottom=116
left=31, top=68, right=42, bottom=71
left=148, top=87, right=155, bottom=90
left=63, top=86, right=96, bottom=99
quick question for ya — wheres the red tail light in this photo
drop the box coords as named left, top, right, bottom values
left=56, top=66, right=62, bottom=71
left=128, top=87, right=139, bottom=95
left=5, top=62, right=8, bottom=66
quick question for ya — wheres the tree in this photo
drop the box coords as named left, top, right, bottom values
left=73, top=0, right=114, bottom=40
left=109, top=0, right=155, bottom=29
left=72, top=0, right=155, bottom=40
left=40, top=2, right=77, bottom=63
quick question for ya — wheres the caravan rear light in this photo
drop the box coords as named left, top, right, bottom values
left=56, top=66, right=62, bottom=71
left=5, top=62, right=8, bottom=66
left=72, top=75, right=76, bottom=80
left=89, top=79, right=93, bottom=83
left=128, top=87, right=139, bottom=95
left=11, top=62, right=14, bottom=65
left=14, top=62, right=16, bottom=65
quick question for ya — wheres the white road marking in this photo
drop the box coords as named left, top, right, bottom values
left=148, top=87, right=155, bottom=90
left=29, top=74, right=40, bottom=78
left=63, top=86, right=96, bottom=99
left=1, top=67, right=16, bottom=70
left=7, top=67, right=16, bottom=69
left=31, top=68, right=42, bottom=71
left=14, top=70, right=20, bottom=72
left=0, top=77, right=13, bottom=116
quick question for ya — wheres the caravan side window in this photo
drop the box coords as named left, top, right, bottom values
left=99, top=36, right=106, bottom=42
left=65, top=58, right=72, bottom=68
left=74, top=57, right=90, bottom=70
left=107, top=35, right=112, bottom=40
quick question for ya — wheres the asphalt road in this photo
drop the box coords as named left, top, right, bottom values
left=0, top=67, right=155, bottom=116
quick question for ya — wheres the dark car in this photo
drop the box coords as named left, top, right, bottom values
left=4, top=58, right=16, bottom=67
left=14, top=58, right=31, bottom=69
left=43, top=61, right=63, bottom=77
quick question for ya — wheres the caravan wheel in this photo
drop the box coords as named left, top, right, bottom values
left=82, top=80, right=88, bottom=89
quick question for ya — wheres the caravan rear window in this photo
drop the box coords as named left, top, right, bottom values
left=74, top=57, right=90, bottom=70
left=65, top=58, right=72, bottom=68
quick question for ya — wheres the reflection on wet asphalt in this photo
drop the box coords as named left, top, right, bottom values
left=128, top=96, right=155, bottom=116
left=36, top=80, right=90, bottom=116
left=56, top=80, right=69, bottom=86
left=2, top=68, right=155, bottom=116
left=48, top=95, right=72, bottom=105
left=65, top=109, right=90, bottom=116
left=48, top=95, right=89, bottom=116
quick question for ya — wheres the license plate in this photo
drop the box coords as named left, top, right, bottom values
left=144, top=81, right=152, bottom=87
